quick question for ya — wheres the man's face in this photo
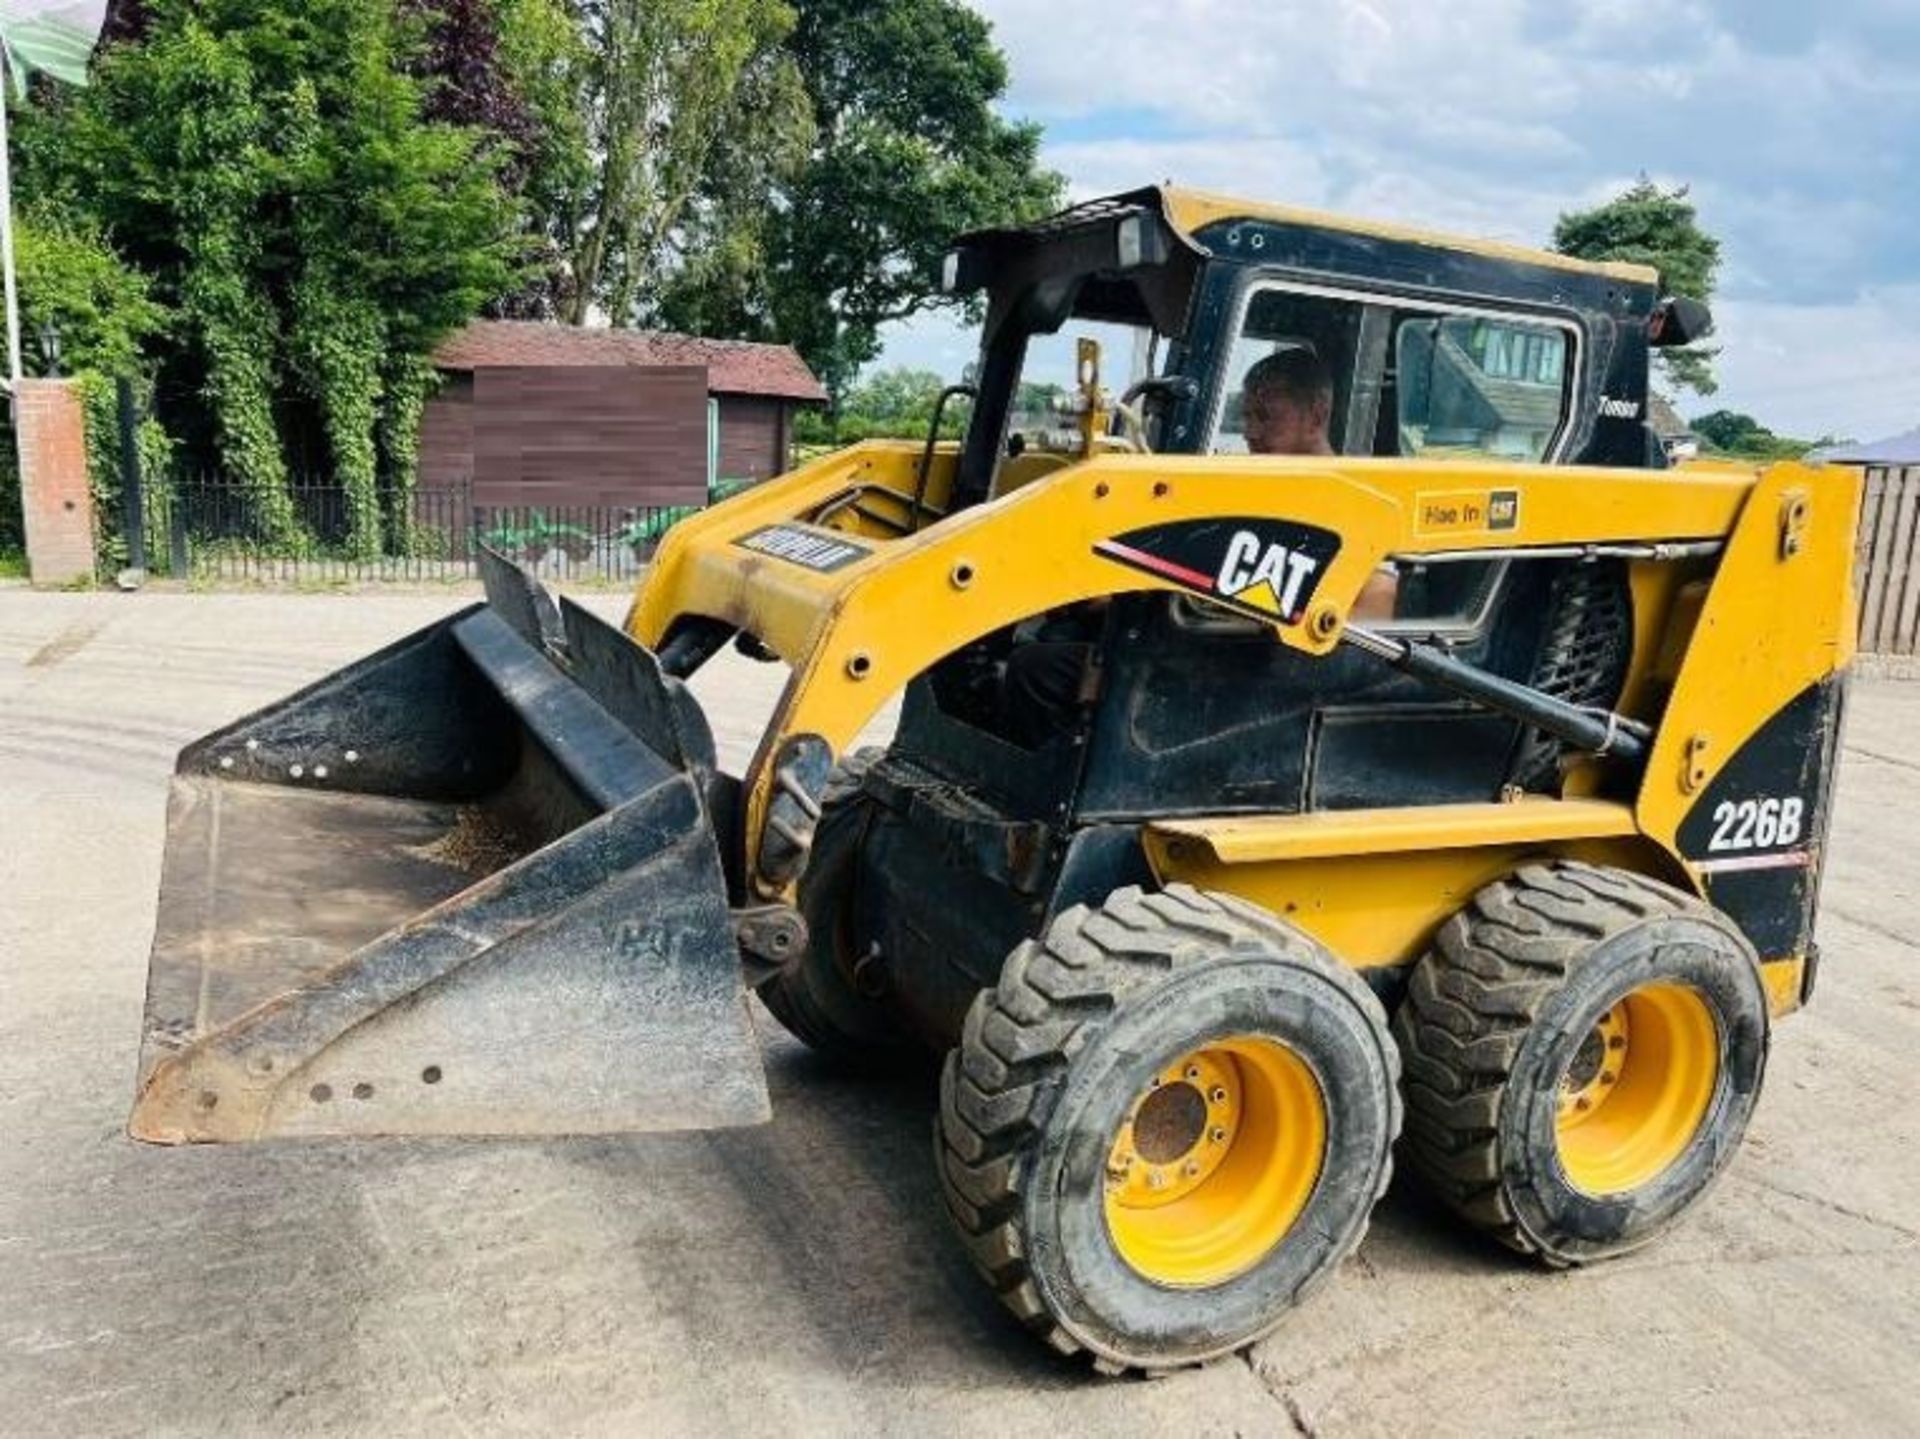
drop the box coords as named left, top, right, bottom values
left=1245, top=390, right=1332, bottom=455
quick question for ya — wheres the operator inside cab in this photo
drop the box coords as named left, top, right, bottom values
left=999, top=346, right=1396, bottom=748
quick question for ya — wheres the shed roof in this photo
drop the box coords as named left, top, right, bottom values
left=434, top=320, right=828, bottom=403
left=1647, top=394, right=1694, bottom=441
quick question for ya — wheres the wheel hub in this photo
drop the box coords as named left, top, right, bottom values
left=1555, top=982, right=1719, bottom=1197
left=1106, top=1050, right=1241, bottom=1208
left=1557, top=1002, right=1628, bottom=1121
left=1103, top=1036, right=1326, bottom=1288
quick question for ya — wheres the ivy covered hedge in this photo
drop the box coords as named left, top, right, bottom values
left=10, top=0, right=532, bottom=558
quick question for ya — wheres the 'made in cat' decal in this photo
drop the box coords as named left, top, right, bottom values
left=1093, top=517, right=1341, bottom=624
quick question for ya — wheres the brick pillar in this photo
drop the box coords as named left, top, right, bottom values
left=16, top=378, right=94, bottom=586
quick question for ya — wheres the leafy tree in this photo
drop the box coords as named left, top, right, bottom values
left=14, top=214, right=168, bottom=379
left=793, top=364, right=971, bottom=443
left=406, top=0, right=591, bottom=317
left=0, top=215, right=171, bottom=559
left=1690, top=408, right=1821, bottom=461
left=15, top=0, right=522, bottom=552
left=661, top=0, right=1063, bottom=400
left=1552, top=179, right=1721, bottom=397
left=558, top=0, right=811, bottom=328
left=488, top=0, right=593, bottom=317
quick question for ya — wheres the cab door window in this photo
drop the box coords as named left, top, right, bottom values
left=1210, top=288, right=1364, bottom=454
left=1395, top=314, right=1573, bottom=462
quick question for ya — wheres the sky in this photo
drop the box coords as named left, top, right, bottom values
left=875, top=0, right=1920, bottom=444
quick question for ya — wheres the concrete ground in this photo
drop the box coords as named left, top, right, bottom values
left=2, top=587, right=1916, bottom=1437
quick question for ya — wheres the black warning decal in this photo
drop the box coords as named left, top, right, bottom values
left=736, top=523, right=871, bottom=573
left=1093, top=516, right=1342, bottom=624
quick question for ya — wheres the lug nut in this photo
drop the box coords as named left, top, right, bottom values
left=1210, top=1126, right=1227, bottom=1143
left=1184, top=1064, right=1201, bottom=1081
left=1183, top=1160, right=1201, bottom=1178
left=1209, top=1086, right=1228, bottom=1104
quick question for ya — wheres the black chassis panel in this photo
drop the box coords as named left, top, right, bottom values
left=1674, top=677, right=1847, bottom=962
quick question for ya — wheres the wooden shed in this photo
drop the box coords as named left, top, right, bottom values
left=419, top=321, right=828, bottom=509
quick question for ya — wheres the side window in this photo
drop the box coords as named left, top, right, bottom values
left=1396, top=315, right=1571, bottom=462
left=1211, top=288, right=1364, bottom=455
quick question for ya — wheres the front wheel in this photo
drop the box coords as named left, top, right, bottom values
left=937, top=885, right=1400, bottom=1373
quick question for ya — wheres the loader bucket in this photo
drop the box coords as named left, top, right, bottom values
left=129, top=549, right=769, bottom=1144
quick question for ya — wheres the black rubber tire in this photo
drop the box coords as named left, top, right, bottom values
left=759, top=749, right=916, bottom=1068
left=936, top=884, right=1400, bottom=1374
left=1394, top=860, right=1769, bottom=1266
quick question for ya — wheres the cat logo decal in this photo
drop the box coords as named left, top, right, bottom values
left=1093, top=516, right=1341, bottom=624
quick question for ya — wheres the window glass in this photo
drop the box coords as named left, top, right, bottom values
left=1000, top=321, right=1164, bottom=457
left=1210, top=289, right=1362, bottom=455
left=1396, top=315, right=1570, bottom=462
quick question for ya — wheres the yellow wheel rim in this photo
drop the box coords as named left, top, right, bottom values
left=1556, top=982, right=1719, bottom=1196
left=1102, top=1037, right=1326, bottom=1287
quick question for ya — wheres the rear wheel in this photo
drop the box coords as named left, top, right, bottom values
left=759, top=750, right=915, bottom=1068
left=937, top=885, right=1399, bottom=1372
left=1395, top=861, right=1769, bottom=1264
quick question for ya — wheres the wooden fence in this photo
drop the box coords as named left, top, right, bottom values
left=1857, top=465, right=1920, bottom=657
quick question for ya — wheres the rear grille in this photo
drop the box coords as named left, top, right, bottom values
left=1510, top=560, right=1633, bottom=791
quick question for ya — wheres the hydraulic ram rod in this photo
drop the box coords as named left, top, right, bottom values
left=1342, top=621, right=1651, bottom=767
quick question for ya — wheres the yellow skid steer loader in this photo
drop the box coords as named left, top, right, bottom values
left=130, top=188, right=1860, bottom=1373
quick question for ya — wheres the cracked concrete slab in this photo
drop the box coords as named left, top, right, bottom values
left=1, top=590, right=1914, bottom=1435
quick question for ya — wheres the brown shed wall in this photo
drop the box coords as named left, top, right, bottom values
left=716, top=395, right=786, bottom=483
left=461, top=365, right=709, bottom=508
left=417, top=373, right=475, bottom=489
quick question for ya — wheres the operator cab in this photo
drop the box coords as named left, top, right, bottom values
left=891, top=186, right=1697, bottom=827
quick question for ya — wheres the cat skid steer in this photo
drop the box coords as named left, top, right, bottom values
left=131, top=188, right=1860, bottom=1373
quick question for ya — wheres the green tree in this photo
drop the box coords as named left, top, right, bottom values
left=1, top=216, right=171, bottom=559
left=14, top=215, right=168, bottom=379
left=558, top=0, right=811, bottom=327
left=795, top=364, right=972, bottom=443
left=661, top=0, right=1063, bottom=400
left=1691, top=408, right=1820, bottom=461
left=16, top=0, right=522, bottom=552
left=409, top=0, right=592, bottom=317
left=1552, top=179, right=1721, bottom=397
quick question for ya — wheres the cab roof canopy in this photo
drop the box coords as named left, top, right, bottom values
left=1156, top=185, right=1659, bottom=285
left=946, top=185, right=1660, bottom=340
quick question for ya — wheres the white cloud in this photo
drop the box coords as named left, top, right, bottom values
left=1707, top=290, right=1920, bottom=442
left=868, top=0, right=1920, bottom=441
